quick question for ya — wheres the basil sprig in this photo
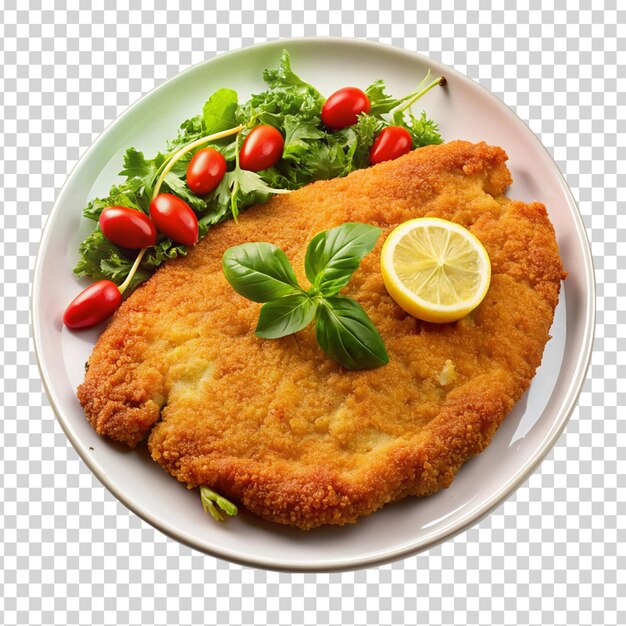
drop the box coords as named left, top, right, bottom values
left=222, top=222, right=389, bottom=370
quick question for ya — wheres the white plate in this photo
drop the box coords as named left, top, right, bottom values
left=32, top=38, right=594, bottom=572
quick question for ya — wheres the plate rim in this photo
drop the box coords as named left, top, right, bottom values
left=31, top=36, right=595, bottom=572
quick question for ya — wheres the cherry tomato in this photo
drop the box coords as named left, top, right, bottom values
left=149, top=193, right=198, bottom=246
left=63, top=280, right=122, bottom=329
left=369, top=126, right=413, bottom=165
left=239, top=125, right=284, bottom=172
left=186, top=148, right=227, bottom=195
left=99, top=206, right=157, bottom=249
left=321, top=87, right=371, bottom=130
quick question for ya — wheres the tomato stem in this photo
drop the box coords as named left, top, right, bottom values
left=401, top=70, right=432, bottom=102
left=152, top=124, right=245, bottom=200
left=393, top=73, right=445, bottom=115
left=118, top=247, right=147, bottom=295
left=234, top=127, right=243, bottom=170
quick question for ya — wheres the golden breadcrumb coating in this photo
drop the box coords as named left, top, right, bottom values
left=78, top=141, right=565, bottom=529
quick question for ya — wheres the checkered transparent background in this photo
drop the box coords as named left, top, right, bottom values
left=1, top=1, right=623, bottom=625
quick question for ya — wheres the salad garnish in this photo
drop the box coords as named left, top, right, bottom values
left=65, top=50, right=445, bottom=329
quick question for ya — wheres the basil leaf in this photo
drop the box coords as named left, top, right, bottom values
left=315, top=297, right=388, bottom=370
left=202, top=88, right=240, bottom=134
left=222, top=242, right=302, bottom=303
left=305, top=223, right=382, bottom=296
left=255, top=294, right=317, bottom=339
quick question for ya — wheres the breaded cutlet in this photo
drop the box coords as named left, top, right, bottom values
left=78, top=141, right=565, bottom=529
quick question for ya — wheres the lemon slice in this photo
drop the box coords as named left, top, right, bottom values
left=381, top=217, right=491, bottom=323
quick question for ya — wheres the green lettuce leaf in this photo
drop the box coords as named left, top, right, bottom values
left=392, top=109, right=443, bottom=147
left=281, top=115, right=325, bottom=163
left=263, top=49, right=322, bottom=99
left=163, top=172, right=207, bottom=211
left=73, top=230, right=150, bottom=293
left=167, top=115, right=204, bottom=150
left=210, top=167, right=284, bottom=220
left=202, top=88, right=240, bottom=134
